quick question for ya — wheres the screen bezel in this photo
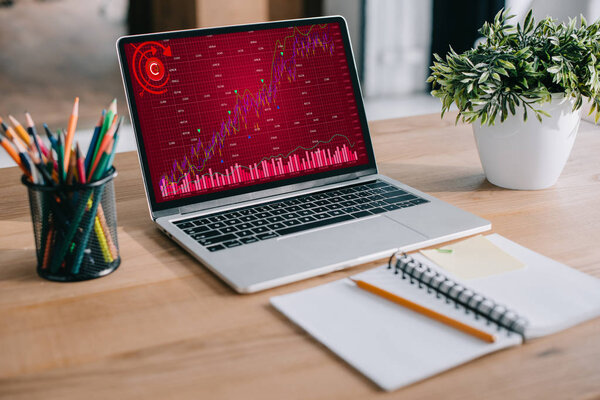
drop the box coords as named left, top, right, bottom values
left=117, top=16, right=377, bottom=213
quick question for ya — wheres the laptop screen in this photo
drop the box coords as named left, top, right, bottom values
left=120, top=19, right=374, bottom=209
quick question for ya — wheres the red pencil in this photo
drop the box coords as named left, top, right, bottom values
left=76, top=144, right=86, bottom=184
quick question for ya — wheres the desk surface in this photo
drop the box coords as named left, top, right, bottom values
left=1, top=114, right=599, bottom=400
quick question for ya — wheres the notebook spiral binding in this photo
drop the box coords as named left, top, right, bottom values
left=388, top=252, right=529, bottom=338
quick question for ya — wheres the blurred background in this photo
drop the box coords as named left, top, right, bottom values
left=0, top=0, right=599, bottom=166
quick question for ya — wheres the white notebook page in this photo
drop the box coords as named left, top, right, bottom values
left=413, top=234, right=600, bottom=338
left=271, top=271, right=521, bottom=391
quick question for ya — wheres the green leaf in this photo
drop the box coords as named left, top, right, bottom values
left=498, top=59, right=516, bottom=70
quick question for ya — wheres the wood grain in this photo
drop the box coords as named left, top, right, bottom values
left=1, top=113, right=599, bottom=399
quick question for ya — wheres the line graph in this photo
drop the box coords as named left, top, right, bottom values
left=124, top=22, right=369, bottom=203
left=162, top=24, right=336, bottom=189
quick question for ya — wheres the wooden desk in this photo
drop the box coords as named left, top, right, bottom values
left=1, top=114, right=599, bottom=399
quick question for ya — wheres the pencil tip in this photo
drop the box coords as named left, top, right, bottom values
left=25, top=113, right=34, bottom=127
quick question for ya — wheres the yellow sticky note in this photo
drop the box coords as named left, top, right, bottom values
left=420, top=235, right=525, bottom=280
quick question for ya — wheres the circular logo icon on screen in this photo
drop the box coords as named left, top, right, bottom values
left=131, top=41, right=172, bottom=96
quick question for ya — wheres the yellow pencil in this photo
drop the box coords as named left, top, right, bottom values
left=350, top=278, right=496, bottom=343
left=8, top=115, right=32, bottom=146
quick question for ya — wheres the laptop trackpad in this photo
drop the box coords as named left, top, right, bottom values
left=279, top=216, right=428, bottom=266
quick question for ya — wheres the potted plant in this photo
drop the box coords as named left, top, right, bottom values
left=428, top=10, right=600, bottom=190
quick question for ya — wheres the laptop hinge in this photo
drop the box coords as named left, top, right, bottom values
left=152, top=208, right=181, bottom=221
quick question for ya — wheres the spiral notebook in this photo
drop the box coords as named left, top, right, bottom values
left=270, top=234, right=600, bottom=391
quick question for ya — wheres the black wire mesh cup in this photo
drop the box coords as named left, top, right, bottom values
left=22, top=167, right=120, bottom=282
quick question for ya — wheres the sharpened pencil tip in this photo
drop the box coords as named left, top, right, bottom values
left=25, top=112, right=34, bottom=128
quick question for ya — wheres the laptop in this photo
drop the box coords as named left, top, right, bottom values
left=116, top=16, right=490, bottom=293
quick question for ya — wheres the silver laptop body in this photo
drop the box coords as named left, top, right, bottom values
left=117, top=16, right=490, bottom=293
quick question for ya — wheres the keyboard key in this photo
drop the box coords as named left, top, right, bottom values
left=240, top=237, right=259, bottom=244
left=224, top=240, right=242, bottom=248
left=193, top=218, right=211, bottom=226
left=298, top=216, right=316, bottom=223
left=183, top=225, right=210, bottom=234
left=198, top=234, right=237, bottom=246
left=297, top=209, right=313, bottom=217
left=282, top=199, right=301, bottom=206
left=284, top=205, right=302, bottom=212
left=251, top=220, right=268, bottom=227
left=192, top=230, right=221, bottom=240
left=411, top=198, right=429, bottom=205
left=275, top=215, right=354, bottom=236
left=267, top=222, right=286, bottom=230
left=227, top=211, right=242, bottom=218
left=340, top=200, right=357, bottom=207
left=281, top=212, right=299, bottom=219
left=266, top=216, right=284, bottom=223
left=251, top=226, right=269, bottom=234
left=327, top=203, right=342, bottom=210
left=313, top=213, right=330, bottom=220
left=357, top=204, right=372, bottom=210
left=270, top=202, right=286, bottom=209
left=239, top=215, right=257, bottom=222
left=238, top=209, right=256, bottom=216
left=385, top=194, right=418, bottom=204
left=270, top=208, right=287, bottom=215
left=370, top=207, right=387, bottom=214
left=175, top=222, right=194, bottom=229
left=351, top=211, right=372, bottom=219
left=342, top=206, right=359, bottom=213
left=255, top=212, right=271, bottom=219
left=314, top=200, right=330, bottom=206
left=254, top=206, right=271, bottom=212
left=312, top=206, right=329, bottom=213
left=220, top=226, right=237, bottom=234
left=207, top=244, right=225, bottom=252
left=381, top=190, right=408, bottom=198
left=225, top=218, right=241, bottom=226
left=208, top=215, right=227, bottom=222
left=283, top=219, right=302, bottom=227
left=384, top=204, right=401, bottom=211
left=236, top=222, right=254, bottom=230
left=328, top=210, right=345, bottom=217
left=208, top=222, right=226, bottom=230
left=257, top=232, right=279, bottom=240
left=236, top=230, right=254, bottom=237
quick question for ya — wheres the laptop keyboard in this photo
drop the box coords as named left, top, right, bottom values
left=173, top=180, right=429, bottom=252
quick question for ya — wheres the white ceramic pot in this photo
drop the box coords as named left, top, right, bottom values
left=472, top=94, right=581, bottom=190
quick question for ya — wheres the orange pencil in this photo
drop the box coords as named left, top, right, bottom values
left=0, top=134, right=29, bottom=175
left=8, top=115, right=32, bottom=146
left=350, top=278, right=496, bottom=343
left=63, top=97, right=79, bottom=171
left=1, top=117, right=29, bottom=151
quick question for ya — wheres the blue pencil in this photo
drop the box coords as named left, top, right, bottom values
left=85, top=111, right=105, bottom=172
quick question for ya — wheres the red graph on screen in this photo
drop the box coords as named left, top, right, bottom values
left=125, top=23, right=368, bottom=203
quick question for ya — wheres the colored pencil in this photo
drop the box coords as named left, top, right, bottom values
left=8, top=115, right=32, bottom=146
left=85, top=112, right=105, bottom=172
left=63, top=97, right=79, bottom=171
left=25, top=112, right=50, bottom=159
left=76, top=144, right=86, bottom=184
left=0, top=134, right=29, bottom=175
left=87, top=116, right=117, bottom=179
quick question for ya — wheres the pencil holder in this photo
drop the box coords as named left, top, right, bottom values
left=22, top=168, right=120, bottom=282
